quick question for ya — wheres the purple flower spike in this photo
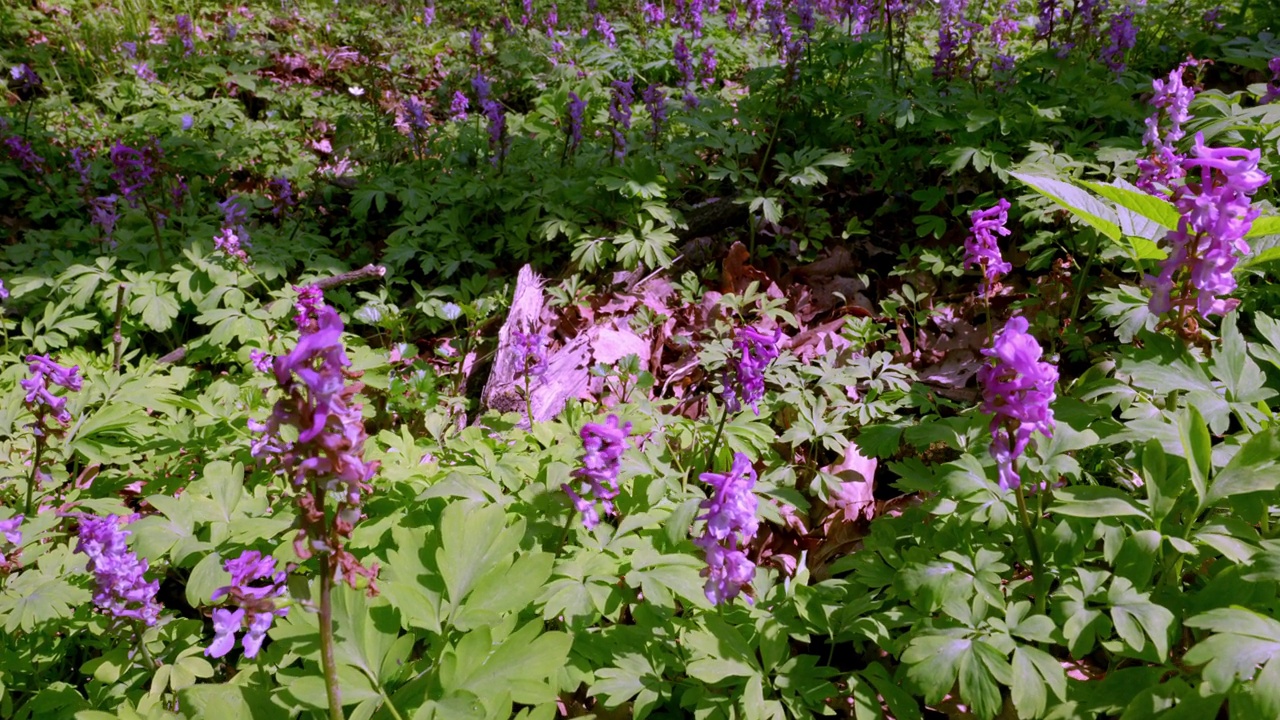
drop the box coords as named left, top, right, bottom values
left=293, top=284, right=325, bottom=332
left=1262, top=57, right=1280, bottom=104
left=0, top=279, right=8, bottom=302
left=450, top=90, right=470, bottom=121
left=567, top=91, right=587, bottom=152
left=643, top=83, right=667, bottom=141
left=206, top=550, right=289, bottom=659
left=75, top=515, right=163, bottom=626
left=21, top=354, right=82, bottom=429
left=562, top=415, right=632, bottom=529
left=978, top=317, right=1058, bottom=490
left=512, top=329, right=549, bottom=378
left=608, top=80, right=634, bottom=159
left=964, top=199, right=1014, bottom=297
left=695, top=453, right=758, bottom=605
left=0, top=515, right=22, bottom=573
left=724, top=326, right=782, bottom=414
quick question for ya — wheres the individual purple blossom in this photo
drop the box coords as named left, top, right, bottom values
left=214, top=227, right=249, bottom=264
left=250, top=349, right=274, bottom=373
left=450, top=90, right=470, bottom=121
left=643, top=83, right=667, bottom=141
left=225, top=21, right=240, bottom=41
left=608, top=80, right=634, bottom=159
left=472, top=73, right=492, bottom=103
left=594, top=14, right=616, bottom=49
left=1100, top=5, right=1136, bottom=74
left=561, top=415, right=632, bottom=529
left=206, top=550, right=289, bottom=658
left=121, top=41, right=137, bottom=58
left=566, top=91, right=586, bottom=152
left=21, top=354, right=82, bottom=430
left=1201, top=5, right=1223, bottom=29
left=0, top=279, right=8, bottom=302
left=423, top=2, right=436, bottom=26
left=724, top=326, right=782, bottom=414
left=964, top=199, right=1014, bottom=296
left=1263, top=58, right=1280, bottom=104
left=695, top=452, right=758, bottom=605
left=75, top=515, right=163, bottom=626
left=1147, top=134, right=1270, bottom=319
left=181, top=114, right=194, bottom=130
left=248, top=305, right=379, bottom=586
left=978, top=316, right=1057, bottom=490
left=545, top=3, right=559, bottom=30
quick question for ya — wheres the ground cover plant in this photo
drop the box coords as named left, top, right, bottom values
left=1, top=0, right=1279, bottom=718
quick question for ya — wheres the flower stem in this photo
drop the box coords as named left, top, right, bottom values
left=1014, top=482, right=1047, bottom=615
left=133, top=620, right=158, bottom=669
left=705, top=401, right=729, bottom=472
left=318, top=553, right=345, bottom=720
left=24, top=436, right=44, bottom=517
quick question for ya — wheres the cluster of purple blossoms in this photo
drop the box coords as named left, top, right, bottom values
left=964, top=199, right=1014, bottom=297
left=249, top=304, right=379, bottom=588
left=270, top=176, right=297, bottom=217
left=470, top=27, right=484, bottom=56
left=512, top=328, right=550, bottom=378
left=175, top=14, right=195, bottom=55
left=132, top=61, right=159, bottom=83
left=109, top=139, right=161, bottom=207
left=1147, top=134, right=1270, bottom=319
left=450, top=90, right=470, bottom=121
left=724, top=326, right=782, bottom=414
left=562, top=415, right=632, bottom=529
left=696, top=453, right=759, bottom=605
left=594, top=14, right=617, bottom=48
left=988, top=0, right=1019, bottom=74
left=293, top=284, right=325, bottom=331
left=0, top=515, right=21, bottom=573
left=1263, top=58, right=1280, bottom=104
left=482, top=99, right=506, bottom=163
left=674, top=36, right=695, bottom=88
left=21, top=354, right=83, bottom=431
left=643, top=83, right=667, bottom=142
left=70, top=147, right=93, bottom=189
left=698, top=46, right=717, bottom=88
left=608, top=80, right=634, bottom=159
left=2, top=134, right=44, bottom=174
left=207, top=550, right=289, bottom=659
left=214, top=195, right=251, bottom=264
left=422, top=3, right=436, bottom=27
left=90, top=194, right=120, bottom=242
left=566, top=91, right=587, bottom=152
left=402, top=96, right=430, bottom=141
left=0, top=279, right=8, bottom=301
left=8, top=64, right=42, bottom=101
left=978, top=317, right=1058, bottom=490
left=644, top=2, right=666, bottom=24
left=1100, top=5, right=1136, bottom=74
left=934, top=0, right=972, bottom=78
left=1137, top=59, right=1199, bottom=197
left=75, top=515, right=163, bottom=626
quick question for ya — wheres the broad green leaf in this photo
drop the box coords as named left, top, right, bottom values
left=1011, top=172, right=1120, bottom=241
left=1052, top=486, right=1148, bottom=519
left=435, top=501, right=523, bottom=618
left=1186, top=607, right=1280, bottom=712
left=0, top=567, right=91, bottom=633
left=1012, top=645, right=1067, bottom=719
left=1206, top=425, right=1280, bottom=505
left=178, top=684, right=288, bottom=719
left=1108, top=578, right=1174, bottom=661
left=1080, top=179, right=1179, bottom=230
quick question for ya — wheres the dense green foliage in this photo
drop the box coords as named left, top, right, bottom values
left=1, top=0, right=1280, bottom=718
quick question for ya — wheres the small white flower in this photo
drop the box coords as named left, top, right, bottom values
left=348, top=85, right=365, bottom=97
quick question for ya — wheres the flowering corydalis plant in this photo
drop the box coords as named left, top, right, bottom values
left=0, top=515, right=22, bottom=573
left=978, top=317, right=1057, bottom=490
left=207, top=550, right=289, bottom=659
left=249, top=304, right=378, bottom=589
left=1147, top=134, right=1270, bottom=323
left=214, top=195, right=251, bottom=264
left=964, top=198, right=1014, bottom=298
left=22, top=354, right=82, bottom=431
left=562, top=415, right=632, bottom=529
left=75, top=514, right=163, bottom=626
left=724, top=326, right=782, bottom=414
left=1137, top=59, right=1200, bottom=197
left=696, top=452, right=759, bottom=605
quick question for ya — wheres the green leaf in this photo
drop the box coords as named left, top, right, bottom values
left=1186, top=607, right=1280, bottom=712
left=0, top=567, right=91, bottom=633
left=1108, top=578, right=1174, bottom=661
left=178, top=684, right=289, bottom=719
left=1244, top=215, right=1280, bottom=238
left=435, top=501, right=523, bottom=619
left=1079, top=179, right=1179, bottom=230
left=1010, top=172, right=1120, bottom=241
left=901, top=632, right=968, bottom=704
left=442, top=622, right=571, bottom=705
left=1206, top=425, right=1280, bottom=505
left=1052, top=486, right=1149, bottom=519
left=1012, top=645, right=1067, bottom=719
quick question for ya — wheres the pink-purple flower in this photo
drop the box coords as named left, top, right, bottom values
left=978, top=317, right=1057, bottom=490
left=724, top=326, right=782, bottom=414
left=695, top=452, right=758, bottom=605
left=562, top=415, right=632, bottom=529
left=21, top=354, right=82, bottom=431
left=964, top=198, right=1014, bottom=296
left=206, top=550, right=289, bottom=659
left=76, top=515, right=163, bottom=626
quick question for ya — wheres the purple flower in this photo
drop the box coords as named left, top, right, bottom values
left=293, top=284, right=325, bottom=331
left=90, top=194, right=119, bottom=240
left=643, top=83, right=667, bottom=141
left=21, top=354, right=82, bottom=430
left=978, top=317, right=1057, bottom=490
left=0, top=279, right=8, bottom=302
left=8, top=63, right=42, bottom=97
left=121, top=41, right=137, bottom=58
left=206, top=550, right=289, bottom=659
left=567, top=91, right=587, bottom=152
left=698, top=46, right=717, bottom=88
left=0, top=515, right=20, bottom=573
left=674, top=35, right=695, bottom=87
left=402, top=96, right=430, bottom=141
left=214, top=227, right=249, bottom=264
left=181, top=114, right=194, bottom=130
left=470, top=27, right=484, bottom=56
left=215, top=196, right=251, bottom=264
left=2, top=135, right=44, bottom=173
left=109, top=140, right=161, bottom=207
left=132, top=61, right=158, bottom=82
left=513, top=329, right=549, bottom=378
left=471, top=72, right=492, bottom=103
left=695, top=452, right=758, bottom=605
left=1100, top=6, right=1136, bottom=74
left=270, top=176, right=297, bottom=216
left=482, top=99, right=506, bottom=164
left=594, top=14, right=616, bottom=48
left=608, top=79, right=634, bottom=159
left=250, top=305, right=379, bottom=587
left=964, top=199, right=1014, bottom=296
left=1137, top=59, right=1198, bottom=196
left=561, top=415, right=632, bottom=529
left=1263, top=57, right=1280, bottom=104
left=175, top=14, right=195, bottom=55
left=250, top=349, right=274, bottom=373
left=450, top=90, right=470, bottom=121
left=724, top=326, right=782, bottom=414
left=423, top=3, right=436, bottom=27
left=1147, top=134, right=1270, bottom=319
left=75, top=515, right=163, bottom=626
left=644, top=2, right=666, bottom=24
left=70, top=147, right=93, bottom=188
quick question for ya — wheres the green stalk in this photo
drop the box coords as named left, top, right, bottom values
left=1014, top=479, right=1048, bottom=615
left=705, top=401, right=730, bottom=473
left=318, top=551, right=345, bottom=720
left=24, top=437, right=45, bottom=517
